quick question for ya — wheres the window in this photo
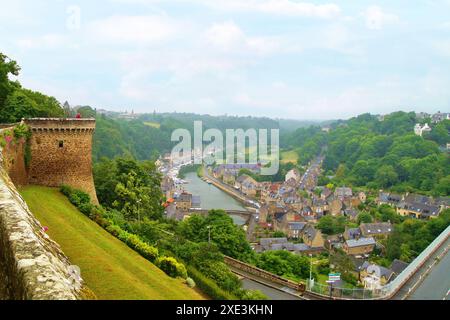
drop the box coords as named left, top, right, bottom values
left=59, top=141, right=64, bottom=148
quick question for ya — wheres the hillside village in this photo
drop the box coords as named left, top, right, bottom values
left=158, top=121, right=450, bottom=290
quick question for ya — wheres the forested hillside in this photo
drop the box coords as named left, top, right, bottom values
left=285, top=112, right=450, bottom=196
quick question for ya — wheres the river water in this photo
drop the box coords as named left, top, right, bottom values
left=182, top=172, right=247, bottom=226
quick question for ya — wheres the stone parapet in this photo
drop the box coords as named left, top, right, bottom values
left=0, top=150, right=83, bottom=300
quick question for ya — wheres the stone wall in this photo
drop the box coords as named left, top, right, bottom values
left=0, top=148, right=84, bottom=300
left=24, top=118, right=98, bottom=204
left=1, top=130, right=28, bottom=187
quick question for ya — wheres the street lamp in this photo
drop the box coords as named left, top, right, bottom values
left=207, top=225, right=211, bottom=246
left=136, top=199, right=142, bottom=222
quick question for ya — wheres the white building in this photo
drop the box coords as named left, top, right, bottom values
left=414, top=123, right=431, bottom=136
left=285, top=169, right=301, bottom=182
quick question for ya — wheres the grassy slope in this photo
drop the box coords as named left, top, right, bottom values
left=20, top=186, right=204, bottom=300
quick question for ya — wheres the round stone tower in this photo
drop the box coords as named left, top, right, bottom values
left=24, top=118, right=98, bottom=204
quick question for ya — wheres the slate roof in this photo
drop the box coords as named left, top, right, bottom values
left=390, top=259, right=409, bottom=275
left=404, top=193, right=433, bottom=206
left=191, top=196, right=201, bottom=208
left=398, top=201, right=440, bottom=217
left=303, top=224, right=318, bottom=241
left=345, top=237, right=376, bottom=248
left=335, top=187, right=353, bottom=198
left=346, top=228, right=362, bottom=240
left=360, top=222, right=393, bottom=236
left=288, top=222, right=306, bottom=231
left=344, top=209, right=358, bottom=219
left=361, top=262, right=395, bottom=280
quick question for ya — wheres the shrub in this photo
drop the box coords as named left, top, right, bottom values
left=79, top=203, right=94, bottom=216
left=186, top=277, right=196, bottom=288
left=157, top=256, right=188, bottom=279
left=115, top=228, right=159, bottom=262
left=106, top=224, right=122, bottom=237
left=60, top=185, right=73, bottom=197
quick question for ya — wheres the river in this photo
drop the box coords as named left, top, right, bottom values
left=182, top=172, right=247, bottom=226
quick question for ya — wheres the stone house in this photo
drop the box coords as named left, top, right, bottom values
left=287, top=222, right=306, bottom=239
left=175, top=192, right=192, bottom=212
left=343, top=237, right=376, bottom=256
left=329, top=198, right=343, bottom=216
left=302, top=224, right=324, bottom=248
left=396, top=201, right=441, bottom=219
left=358, top=191, right=367, bottom=203
left=359, top=262, right=395, bottom=290
left=335, top=187, right=353, bottom=200
left=235, top=174, right=259, bottom=197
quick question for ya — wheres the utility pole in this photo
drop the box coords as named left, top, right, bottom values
left=309, top=253, right=313, bottom=289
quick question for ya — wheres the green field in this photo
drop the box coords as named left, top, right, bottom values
left=143, top=121, right=161, bottom=129
left=281, top=149, right=299, bottom=164
left=20, top=186, right=205, bottom=300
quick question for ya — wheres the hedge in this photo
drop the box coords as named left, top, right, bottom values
left=186, top=265, right=237, bottom=300
left=157, top=256, right=188, bottom=279
left=61, top=186, right=158, bottom=263
left=106, top=224, right=158, bottom=262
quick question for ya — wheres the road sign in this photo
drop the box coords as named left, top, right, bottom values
left=328, top=273, right=341, bottom=281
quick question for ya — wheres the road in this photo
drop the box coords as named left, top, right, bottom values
left=241, top=278, right=301, bottom=300
left=391, top=235, right=450, bottom=300
left=229, top=266, right=304, bottom=300
left=407, top=236, right=450, bottom=300
left=299, top=156, right=323, bottom=191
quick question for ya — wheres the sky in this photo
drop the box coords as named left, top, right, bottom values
left=1, top=0, right=450, bottom=120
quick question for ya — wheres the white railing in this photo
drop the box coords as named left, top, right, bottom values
left=306, top=224, right=450, bottom=299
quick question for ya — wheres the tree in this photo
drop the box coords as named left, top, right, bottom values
left=0, top=53, right=20, bottom=111
left=77, top=106, right=97, bottom=118
left=357, top=212, right=373, bottom=225
left=375, top=165, right=398, bottom=188
left=94, top=157, right=164, bottom=220
left=178, top=210, right=254, bottom=261
left=317, top=215, right=346, bottom=235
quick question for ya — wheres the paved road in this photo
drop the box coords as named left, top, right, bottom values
left=391, top=235, right=450, bottom=300
left=407, top=236, right=450, bottom=300
left=241, top=278, right=302, bottom=300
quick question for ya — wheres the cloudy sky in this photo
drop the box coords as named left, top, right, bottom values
left=1, top=0, right=450, bottom=119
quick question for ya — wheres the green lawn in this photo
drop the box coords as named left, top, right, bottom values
left=143, top=121, right=161, bottom=129
left=281, top=149, right=299, bottom=164
left=20, top=186, right=205, bottom=300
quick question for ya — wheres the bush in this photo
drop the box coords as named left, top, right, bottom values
left=186, top=277, right=196, bottom=288
left=106, top=224, right=122, bottom=237
left=79, top=203, right=94, bottom=216
left=157, top=256, right=188, bottom=279
left=115, top=228, right=159, bottom=262
left=60, top=185, right=73, bottom=197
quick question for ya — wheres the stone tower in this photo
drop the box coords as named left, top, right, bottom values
left=24, top=118, right=98, bottom=204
